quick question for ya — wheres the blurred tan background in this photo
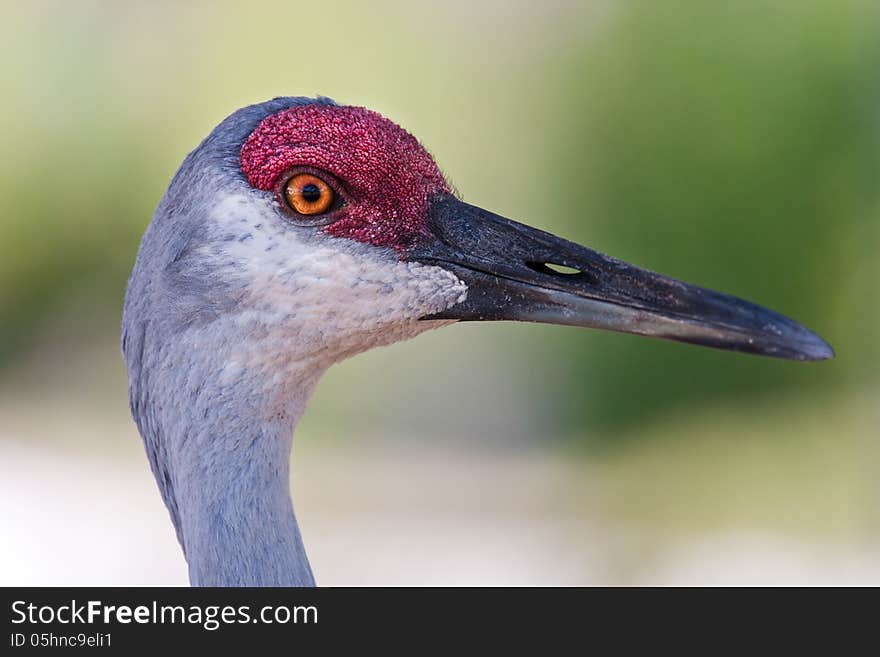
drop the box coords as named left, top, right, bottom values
left=1, top=0, right=878, bottom=585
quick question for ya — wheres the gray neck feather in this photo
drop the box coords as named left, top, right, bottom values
left=122, top=96, right=465, bottom=586
left=175, top=385, right=316, bottom=586
left=126, top=304, right=324, bottom=585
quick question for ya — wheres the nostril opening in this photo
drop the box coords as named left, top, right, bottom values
left=526, top=261, right=596, bottom=283
left=543, top=263, right=582, bottom=276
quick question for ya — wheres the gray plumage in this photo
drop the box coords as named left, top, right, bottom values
left=123, top=97, right=320, bottom=585
left=123, top=96, right=464, bottom=585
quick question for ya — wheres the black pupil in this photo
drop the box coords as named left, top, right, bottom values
left=301, top=183, right=322, bottom=203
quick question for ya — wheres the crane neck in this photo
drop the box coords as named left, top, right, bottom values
left=163, top=362, right=322, bottom=586
left=177, top=418, right=314, bottom=586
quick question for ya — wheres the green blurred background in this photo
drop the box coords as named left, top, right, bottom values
left=1, top=0, right=878, bottom=584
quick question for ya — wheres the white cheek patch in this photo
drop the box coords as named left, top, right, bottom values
left=203, top=193, right=467, bottom=378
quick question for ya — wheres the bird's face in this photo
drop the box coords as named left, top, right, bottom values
left=202, top=99, right=830, bottom=373
left=201, top=103, right=466, bottom=374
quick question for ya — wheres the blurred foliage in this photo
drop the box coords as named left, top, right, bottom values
left=0, top=0, right=876, bottom=441
left=549, top=0, right=880, bottom=436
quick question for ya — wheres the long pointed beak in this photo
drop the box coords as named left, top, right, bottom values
left=409, top=194, right=833, bottom=361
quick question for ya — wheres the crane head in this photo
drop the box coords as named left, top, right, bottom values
left=121, top=96, right=833, bottom=586
left=130, top=96, right=831, bottom=386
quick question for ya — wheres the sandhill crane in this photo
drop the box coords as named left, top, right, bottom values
left=122, top=97, right=832, bottom=586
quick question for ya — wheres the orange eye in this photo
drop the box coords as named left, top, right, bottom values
left=284, top=173, right=334, bottom=216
